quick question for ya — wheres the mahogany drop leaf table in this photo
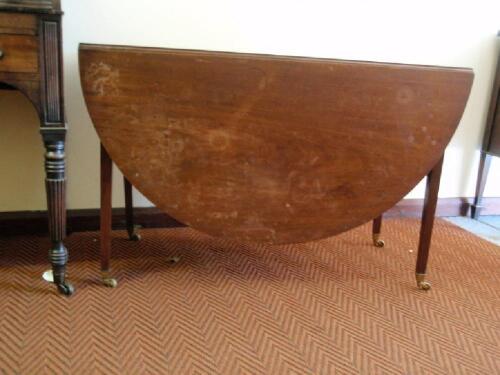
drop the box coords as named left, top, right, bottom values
left=79, top=44, right=473, bottom=290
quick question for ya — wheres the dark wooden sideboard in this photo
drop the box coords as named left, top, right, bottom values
left=471, top=32, right=500, bottom=219
left=0, top=0, right=73, bottom=295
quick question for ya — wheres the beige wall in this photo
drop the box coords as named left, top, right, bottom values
left=0, top=91, right=45, bottom=211
left=1, top=0, right=500, bottom=212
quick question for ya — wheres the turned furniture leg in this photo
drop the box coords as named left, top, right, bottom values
left=471, top=152, right=492, bottom=219
left=101, top=144, right=117, bottom=288
left=41, top=128, right=74, bottom=296
left=372, top=214, right=385, bottom=247
left=124, top=177, right=141, bottom=241
left=415, top=155, right=444, bottom=291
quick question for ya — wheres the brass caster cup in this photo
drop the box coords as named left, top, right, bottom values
left=102, top=273, right=118, bottom=288
left=373, top=234, right=385, bottom=248
left=416, top=273, right=431, bottom=290
left=128, top=226, right=141, bottom=241
left=167, top=256, right=181, bottom=265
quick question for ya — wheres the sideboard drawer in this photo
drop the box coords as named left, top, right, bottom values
left=0, top=34, right=38, bottom=73
left=0, top=13, right=37, bottom=35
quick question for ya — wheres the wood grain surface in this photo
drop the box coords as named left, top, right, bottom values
left=79, top=44, right=473, bottom=244
left=0, top=35, right=38, bottom=73
left=0, top=13, right=37, bottom=34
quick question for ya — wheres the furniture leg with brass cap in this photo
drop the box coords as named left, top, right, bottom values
left=372, top=215, right=385, bottom=247
left=43, top=128, right=74, bottom=296
left=124, top=177, right=141, bottom=241
left=100, top=144, right=117, bottom=287
left=415, top=273, right=431, bottom=290
left=102, top=271, right=118, bottom=288
left=415, top=155, right=444, bottom=291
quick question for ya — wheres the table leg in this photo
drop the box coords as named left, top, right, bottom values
left=41, top=128, right=74, bottom=296
left=372, top=215, right=385, bottom=247
left=101, top=144, right=117, bottom=288
left=124, top=177, right=141, bottom=241
left=415, top=155, right=444, bottom=291
left=471, top=152, right=492, bottom=219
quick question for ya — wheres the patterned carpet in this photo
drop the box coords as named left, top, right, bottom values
left=0, top=218, right=499, bottom=374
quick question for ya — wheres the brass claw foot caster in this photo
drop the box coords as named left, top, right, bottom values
left=372, top=234, right=385, bottom=248
left=128, top=226, right=141, bottom=241
left=57, top=281, right=75, bottom=296
left=416, top=273, right=431, bottom=290
left=102, top=273, right=118, bottom=288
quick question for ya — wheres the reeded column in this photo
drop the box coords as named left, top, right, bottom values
left=41, top=127, right=73, bottom=295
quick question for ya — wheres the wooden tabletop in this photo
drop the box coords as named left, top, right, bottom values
left=80, top=44, right=473, bottom=244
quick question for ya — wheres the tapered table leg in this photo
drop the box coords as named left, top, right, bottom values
left=41, top=128, right=74, bottom=296
left=372, top=214, right=384, bottom=247
left=471, top=152, right=492, bottom=219
left=101, top=144, right=117, bottom=288
left=415, top=155, right=444, bottom=291
left=124, top=177, right=141, bottom=241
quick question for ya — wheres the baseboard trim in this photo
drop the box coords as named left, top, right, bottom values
left=1, top=197, right=499, bottom=236
left=384, top=197, right=491, bottom=218
left=0, top=207, right=184, bottom=236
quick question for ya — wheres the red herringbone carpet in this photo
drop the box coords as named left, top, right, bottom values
left=0, top=218, right=499, bottom=374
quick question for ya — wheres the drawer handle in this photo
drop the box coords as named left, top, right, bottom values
left=0, top=49, right=3, bottom=60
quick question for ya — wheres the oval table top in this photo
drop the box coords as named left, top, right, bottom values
left=79, top=44, right=473, bottom=244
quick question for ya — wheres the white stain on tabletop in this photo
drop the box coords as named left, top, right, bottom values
left=86, top=62, right=120, bottom=96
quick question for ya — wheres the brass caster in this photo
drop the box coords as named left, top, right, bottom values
left=372, top=234, right=385, bottom=248
left=416, top=273, right=431, bottom=291
left=128, top=226, right=141, bottom=241
left=418, top=281, right=431, bottom=290
left=129, top=232, right=141, bottom=241
left=167, top=256, right=181, bottom=265
left=102, top=273, right=118, bottom=288
left=57, top=281, right=75, bottom=296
